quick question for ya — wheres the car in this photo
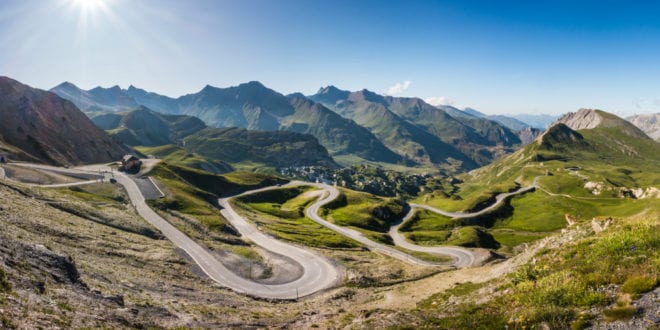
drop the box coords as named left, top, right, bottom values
left=109, top=178, right=117, bottom=184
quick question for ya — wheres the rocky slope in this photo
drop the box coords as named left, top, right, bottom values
left=0, top=77, right=128, bottom=165
left=627, top=112, right=660, bottom=141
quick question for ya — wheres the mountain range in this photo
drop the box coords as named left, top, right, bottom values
left=91, top=106, right=338, bottom=170
left=52, top=81, right=546, bottom=170
left=53, top=81, right=403, bottom=166
left=309, top=86, right=526, bottom=166
left=45, top=80, right=660, bottom=173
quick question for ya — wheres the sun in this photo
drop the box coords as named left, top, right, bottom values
left=74, top=0, right=103, bottom=12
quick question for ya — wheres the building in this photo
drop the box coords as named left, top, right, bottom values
left=120, top=155, right=141, bottom=172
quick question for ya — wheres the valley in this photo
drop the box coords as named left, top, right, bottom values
left=0, top=77, right=658, bottom=329
left=3, top=1, right=660, bottom=328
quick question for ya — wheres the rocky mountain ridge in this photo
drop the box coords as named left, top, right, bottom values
left=0, top=77, right=128, bottom=165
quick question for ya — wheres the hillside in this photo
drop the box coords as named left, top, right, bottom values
left=0, top=77, right=128, bottom=165
left=627, top=112, right=660, bottom=141
left=184, top=127, right=339, bottom=170
left=413, top=109, right=659, bottom=253
left=88, top=106, right=337, bottom=172
left=90, top=106, right=206, bottom=147
left=310, top=87, right=521, bottom=167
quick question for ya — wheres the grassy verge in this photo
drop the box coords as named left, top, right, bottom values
left=321, top=188, right=405, bottom=244
left=234, top=187, right=362, bottom=249
left=56, top=183, right=128, bottom=205
left=135, top=145, right=233, bottom=174
left=393, top=246, right=453, bottom=263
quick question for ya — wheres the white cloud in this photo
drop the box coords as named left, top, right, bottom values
left=385, top=80, right=411, bottom=95
left=424, top=96, right=454, bottom=106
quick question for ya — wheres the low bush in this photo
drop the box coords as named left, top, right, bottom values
left=0, top=267, right=11, bottom=292
left=620, top=274, right=657, bottom=295
left=603, top=306, right=638, bottom=321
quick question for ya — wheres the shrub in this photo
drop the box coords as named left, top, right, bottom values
left=0, top=267, right=11, bottom=292
left=620, top=274, right=657, bottom=295
left=603, top=306, right=638, bottom=321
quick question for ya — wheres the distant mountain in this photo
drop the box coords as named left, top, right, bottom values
left=51, top=82, right=138, bottom=112
left=184, top=127, right=339, bottom=169
left=441, top=106, right=539, bottom=141
left=462, top=107, right=486, bottom=117
left=310, top=87, right=522, bottom=167
left=54, top=81, right=400, bottom=165
left=311, top=88, right=476, bottom=167
left=486, top=115, right=531, bottom=132
left=0, top=77, right=128, bottom=165
left=126, top=85, right=179, bottom=114
left=90, top=106, right=206, bottom=147
left=627, top=113, right=660, bottom=141
left=510, top=113, right=557, bottom=129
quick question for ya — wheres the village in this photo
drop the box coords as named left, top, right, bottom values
left=279, top=164, right=447, bottom=197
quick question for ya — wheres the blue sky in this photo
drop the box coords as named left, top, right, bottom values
left=1, top=0, right=660, bottom=116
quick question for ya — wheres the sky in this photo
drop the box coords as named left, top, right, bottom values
left=1, top=0, right=660, bottom=116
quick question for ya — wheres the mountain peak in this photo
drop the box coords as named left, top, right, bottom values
left=554, top=108, right=603, bottom=130
left=555, top=108, right=649, bottom=139
left=286, top=92, right=306, bottom=99
left=238, top=81, right=267, bottom=90
left=316, top=85, right=346, bottom=95
left=53, top=81, right=80, bottom=90
left=310, top=86, right=350, bottom=105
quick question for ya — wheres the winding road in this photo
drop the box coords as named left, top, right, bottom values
left=409, top=176, right=542, bottom=219
left=232, top=181, right=475, bottom=268
left=386, top=176, right=543, bottom=267
left=4, top=161, right=543, bottom=298
left=12, top=163, right=339, bottom=300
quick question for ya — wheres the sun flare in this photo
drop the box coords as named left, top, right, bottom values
left=74, top=0, right=103, bottom=10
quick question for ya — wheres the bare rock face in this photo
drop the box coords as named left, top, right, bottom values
left=518, top=126, right=542, bottom=145
left=0, top=76, right=128, bottom=165
left=555, top=108, right=603, bottom=130
left=627, top=113, right=660, bottom=141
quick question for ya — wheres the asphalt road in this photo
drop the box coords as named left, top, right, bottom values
left=387, top=176, right=544, bottom=268
left=246, top=181, right=463, bottom=267
left=409, top=176, right=542, bottom=219
left=15, top=163, right=339, bottom=300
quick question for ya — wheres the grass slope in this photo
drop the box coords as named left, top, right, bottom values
left=234, top=187, right=361, bottom=249
left=410, top=117, right=660, bottom=250
left=135, top=145, right=233, bottom=174
left=414, top=210, right=659, bottom=329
